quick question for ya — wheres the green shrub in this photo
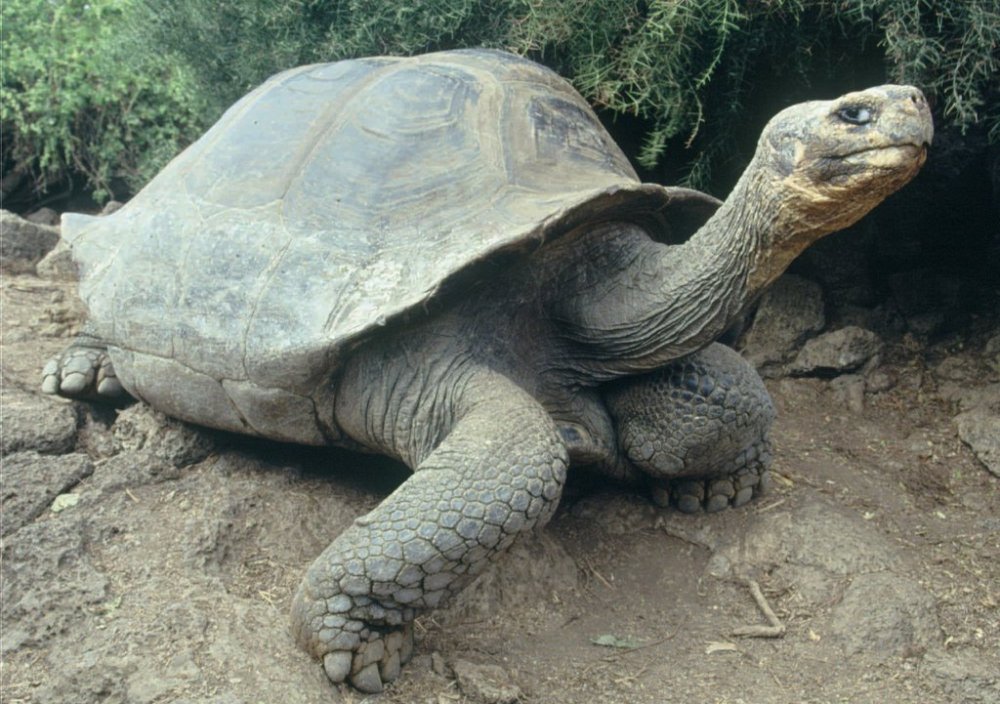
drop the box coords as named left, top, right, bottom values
left=1, top=0, right=207, bottom=202
left=3, top=0, right=998, bottom=202
left=117, top=0, right=1000, bottom=184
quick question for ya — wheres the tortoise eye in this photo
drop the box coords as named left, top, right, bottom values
left=837, top=105, right=873, bottom=125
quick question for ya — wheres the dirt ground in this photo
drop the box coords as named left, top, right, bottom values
left=2, top=265, right=999, bottom=704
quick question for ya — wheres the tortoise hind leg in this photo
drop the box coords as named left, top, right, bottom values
left=291, top=371, right=568, bottom=692
left=41, top=328, right=128, bottom=401
left=605, top=342, right=775, bottom=513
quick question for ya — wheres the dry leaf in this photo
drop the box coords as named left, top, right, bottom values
left=705, top=641, right=738, bottom=655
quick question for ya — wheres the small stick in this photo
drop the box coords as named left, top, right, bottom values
left=585, top=556, right=616, bottom=590
left=732, top=579, right=785, bottom=638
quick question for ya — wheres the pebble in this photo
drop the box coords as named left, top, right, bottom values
left=51, top=493, right=81, bottom=513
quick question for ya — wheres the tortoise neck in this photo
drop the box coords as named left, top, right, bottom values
left=641, top=163, right=781, bottom=356
left=543, top=164, right=805, bottom=379
left=692, top=155, right=785, bottom=285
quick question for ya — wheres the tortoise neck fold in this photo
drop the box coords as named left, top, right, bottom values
left=623, top=163, right=780, bottom=365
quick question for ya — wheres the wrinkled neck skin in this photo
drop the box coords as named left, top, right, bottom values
left=550, top=153, right=833, bottom=380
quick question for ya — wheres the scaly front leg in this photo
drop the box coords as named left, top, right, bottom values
left=291, top=371, right=568, bottom=693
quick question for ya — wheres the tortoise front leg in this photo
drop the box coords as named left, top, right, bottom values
left=605, top=343, right=775, bottom=512
left=291, top=373, right=568, bottom=693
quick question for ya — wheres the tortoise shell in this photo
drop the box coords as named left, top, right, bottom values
left=63, top=49, right=719, bottom=444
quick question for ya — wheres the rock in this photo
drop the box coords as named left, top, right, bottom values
left=0, top=209, right=60, bottom=274
left=711, top=498, right=899, bottom=607
left=0, top=391, right=79, bottom=455
left=790, top=326, right=883, bottom=377
left=112, top=403, right=215, bottom=468
left=1, top=510, right=109, bottom=652
left=74, top=404, right=119, bottom=458
left=906, top=311, right=946, bottom=337
left=25, top=207, right=60, bottom=227
left=36, top=240, right=78, bottom=281
left=452, top=659, right=522, bottom=704
left=431, top=651, right=451, bottom=677
left=101, top=200, right=124, bottom=216
left=936, top=382, right=1000, bottom=415
left=925, top=648, right=1000, bottom=703
left=833, top=303, right=905, bottom=338
left=740, top=274, right=826, bottom=377
left=865, top=368, right=896, bottom=394
left=828, top=571, right=940, bottom=658
left=1, top=452, right=93, bottom=536
left=934, top=355, right=979, bottom=383
left=954, top=412, right=1000, bottom=477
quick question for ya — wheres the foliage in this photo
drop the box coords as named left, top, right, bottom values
left=3, top=0, right=998, bottom=202
left=504, top=0, right=999, bottom=181
left=1, top=0, right=207, bottom=202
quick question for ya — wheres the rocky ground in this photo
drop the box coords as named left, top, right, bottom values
left=2, top=207, right=999, bottom=704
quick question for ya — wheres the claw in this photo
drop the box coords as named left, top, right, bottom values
left=659, top=458, right=771, bottom=513
left=323, top=652, right=352, bottom=682
left=351, top=662, right=383, bottom=693
left=317, top=624, right=414, bottom=692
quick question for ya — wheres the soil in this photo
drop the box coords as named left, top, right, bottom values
left=2, top=267, right=999, bottom=704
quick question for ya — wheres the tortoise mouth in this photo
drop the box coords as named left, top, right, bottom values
left=837, top=142, right=927, bottom=159
left=836, top=142, right=929, bottom=171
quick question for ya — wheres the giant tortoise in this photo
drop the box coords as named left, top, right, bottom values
left=43, top=49, right=933, bottom=692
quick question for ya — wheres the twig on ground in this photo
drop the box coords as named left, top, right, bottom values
left=732, top=578, right=785, bottom=638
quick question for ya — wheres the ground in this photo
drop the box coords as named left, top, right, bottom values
left=2, top=264, right=999, bottom=704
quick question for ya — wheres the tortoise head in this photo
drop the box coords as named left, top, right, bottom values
left=763, top=84, right=933, bottom=230
left=742, top=84, right=933, bottom=287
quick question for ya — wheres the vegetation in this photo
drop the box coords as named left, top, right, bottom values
left=0, top=0, right=208, bottom=203
left=3, top=0, right=998, bottom=204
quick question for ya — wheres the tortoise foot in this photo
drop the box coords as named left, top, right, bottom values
left=651, top=442, right=772, bottom=513
left=320, top=623, right=414, bottom=693
left=653, top=446, right=771, bottom=513
left=41, top=343, right=126, bottom=401
left=292, top=576, right=417, bottom=694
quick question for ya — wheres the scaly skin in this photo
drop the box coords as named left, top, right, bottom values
left=292, top=371, right=568, bottom=693
left=605, top=343, right=775, bottom=512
